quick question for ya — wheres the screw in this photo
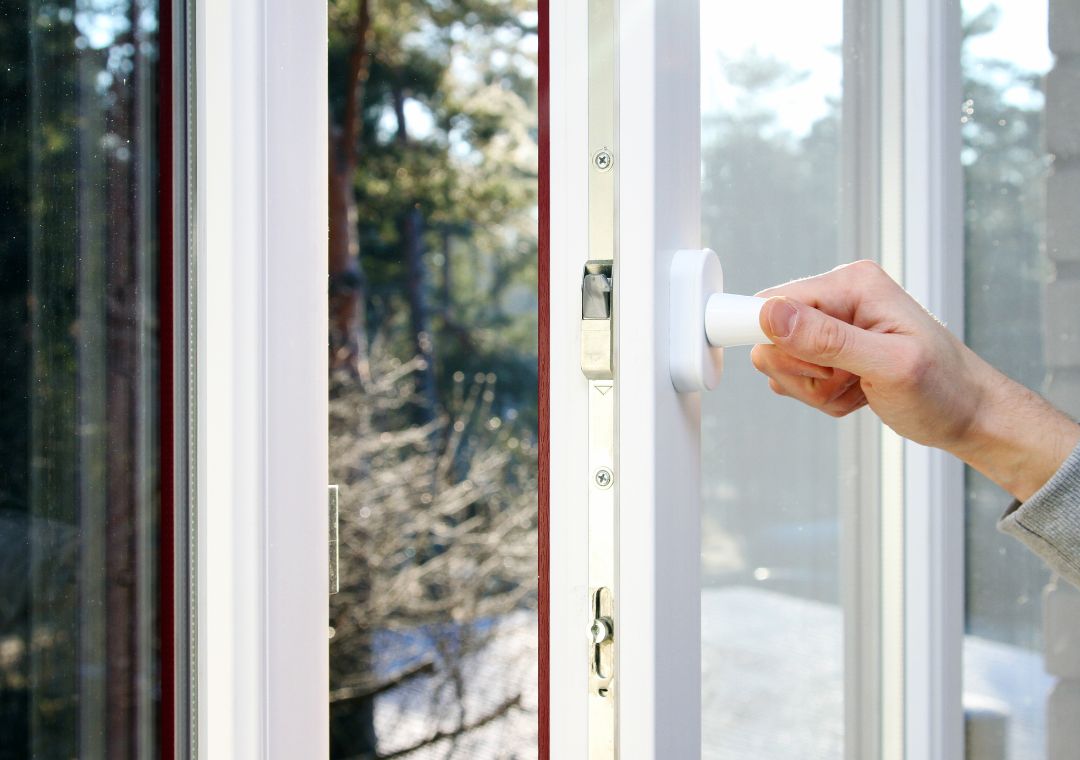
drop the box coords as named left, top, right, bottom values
left=593, top=149, right=614, bottom=172
left=594, top=467, right=614, bottom=489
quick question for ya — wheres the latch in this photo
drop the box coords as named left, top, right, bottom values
left=582, top=262, right=617, bottom=756
left=587, top=0, right=617, bottom=753
left=581, top=261, right=614, bottom=380
left=590, top=587, right=615, bottom=696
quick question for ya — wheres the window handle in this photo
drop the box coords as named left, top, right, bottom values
left=670, top=248, right=772, bottom=393
left=705, top=292, right=767, bottom=348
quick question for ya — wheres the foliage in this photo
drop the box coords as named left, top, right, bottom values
left=329, top=344, right=537, bottom=758
left=329, top=0, right=539, bottom=424
left=327, top=6, right=540, bottom=755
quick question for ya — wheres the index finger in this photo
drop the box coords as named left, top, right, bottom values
left=755, top=260, right=900, bottom=323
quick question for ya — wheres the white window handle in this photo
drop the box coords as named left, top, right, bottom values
left=670, top=248, right=772, bottom=393
left=705, top=292, right=768, bottom=348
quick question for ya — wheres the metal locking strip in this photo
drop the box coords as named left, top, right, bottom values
left=584, top=0, right=617, bottom=756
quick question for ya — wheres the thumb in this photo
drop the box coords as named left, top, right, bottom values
left=760, top=296, right=888, bottom=377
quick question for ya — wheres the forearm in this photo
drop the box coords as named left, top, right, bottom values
left=948, top=368, right=1080, bottom=502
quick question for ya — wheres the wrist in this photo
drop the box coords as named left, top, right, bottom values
left=949, top=369, right=1080, bottom=501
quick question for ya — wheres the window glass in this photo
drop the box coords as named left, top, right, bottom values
left=961, top=1, right=1080, bottom=757
left=0, top=1, right=162, bottom=757
left=698, top=3, right=848, bottom=757
left=326, top=2, right=539, bottom=757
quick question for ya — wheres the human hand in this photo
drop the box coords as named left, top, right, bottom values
left=750, top=260, right=1080, bottom=500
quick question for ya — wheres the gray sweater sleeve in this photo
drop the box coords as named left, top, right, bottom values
left=999, top=441, right=1080, bottom=588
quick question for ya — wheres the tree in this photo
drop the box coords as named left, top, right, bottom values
left=329, top=347, right=537, bottom=758
left=327, top=2, right=540, bottom=756
left=328, top=0, right=539, bottom=424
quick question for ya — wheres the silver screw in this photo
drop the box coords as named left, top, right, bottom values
left=593, top=149, right=614, bottom=172
left=594, top=467, right=614, bottom=489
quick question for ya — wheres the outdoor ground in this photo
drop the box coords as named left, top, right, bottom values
left=373, top=587, right=1049, bottom=759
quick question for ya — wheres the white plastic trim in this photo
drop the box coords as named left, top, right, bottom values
left=617, top=0, right=702, bottom=755
left=548, top=0, right=592, bottom=754
left=197, top=0, right=328, bottom=756
left=901, top=0, right=964, bottom=758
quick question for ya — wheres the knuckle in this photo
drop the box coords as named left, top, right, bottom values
left=750, top=346, right=769, bottom=372
left=835, top=260, right=889, bottom=291
left=894, top=344, right=931, bottom=389
left=848, top=259, right=884, bottom=278
left=807, top=319, right=849, bottom=363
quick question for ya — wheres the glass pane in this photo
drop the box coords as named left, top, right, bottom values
left=0, top=1, right=162, bottom=757
left=326, top=2, right=540, bottom=757
left=961, top=1, right=1080, bottom=757
left=699, top=3, right=848, bottom=757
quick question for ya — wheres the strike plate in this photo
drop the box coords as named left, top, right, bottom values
left=587, top=0, right=617, bottom=756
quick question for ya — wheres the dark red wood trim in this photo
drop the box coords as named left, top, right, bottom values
left=157, top=0, right=177, bottom=754
left=537, top=0, right=551, bottom=756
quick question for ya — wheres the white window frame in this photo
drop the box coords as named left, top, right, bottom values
left=849, top=1, right=966, bottom=756
left=186, top=0, right=966, bottom=756
left=896, top=1, right=965, bottom=759
left=196, top=0, right=329, bottom=756
left=552, top=0, right=968, bottom=758
left=840, top=0, right=967, bottom=756
left=549, top=0, right=701, bottom=756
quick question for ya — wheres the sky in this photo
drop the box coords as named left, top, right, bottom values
left=700, top=0, right=1051, bottom=137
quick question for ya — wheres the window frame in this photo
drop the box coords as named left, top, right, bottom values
left=896, top=1, right=966, bottom=758
left=195, top=0, right=329, bottom=755
left=187, top=0, right=969, bottom=755
left=548, top=0, right=702, bottom=755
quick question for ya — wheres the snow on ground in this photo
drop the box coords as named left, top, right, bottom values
left=702, top=587, right=1051, bottom=759
left=371, top=588, right=1052, bottom=758
left=374, top=611, right=539, bottom=759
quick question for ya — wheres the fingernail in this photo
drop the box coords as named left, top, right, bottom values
left=767, top=299, right=798, bottom=338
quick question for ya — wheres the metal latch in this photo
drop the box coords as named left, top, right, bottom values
left=582, top=262, right=616, bottom=756
left=587, top=0, right=617, bottom=752
left=581, top=261, right=614, bottom=380
left=590, top=587, right=615, bottom=696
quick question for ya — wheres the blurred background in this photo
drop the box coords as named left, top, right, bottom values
left=0, top=1, right=162, bottom=758
left=325, top=2, right=541, bottom=758
left=699, top=1, right=1076, bottom=758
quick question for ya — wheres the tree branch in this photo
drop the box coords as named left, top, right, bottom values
left=330, top=658, right=437, bottom=706
left=373, top=693, right=523, bottom=760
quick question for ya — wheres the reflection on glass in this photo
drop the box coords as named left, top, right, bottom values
left=960, top=2, right=1080, bottom=757
left=326, top=2, right=539, bottom=758
left=0, top=1, right=161, bottom=758
left=699, top=3, right=846, bottom=757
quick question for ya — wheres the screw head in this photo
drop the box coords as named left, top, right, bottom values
left=593, top=149, right=614, bottom=172
left=594, top=467, right=614, bottom=489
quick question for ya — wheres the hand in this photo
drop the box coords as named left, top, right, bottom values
left=750, top=260, right=1080, bottom=501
